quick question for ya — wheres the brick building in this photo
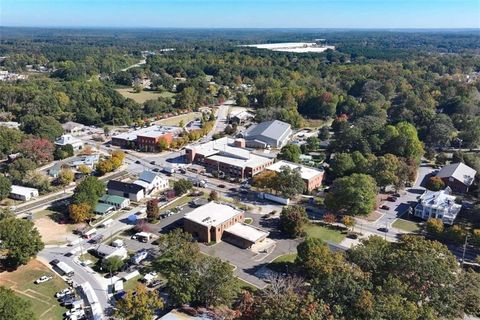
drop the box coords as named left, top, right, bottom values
left=184, top=202, right=269, bottom=249
left=435, top=162, right=477, bottom=194
left=111, top=125, right=179, bottom=151
left=185, top=137, right=275, bottom=179
left=266, top=160, right=324, bottom=192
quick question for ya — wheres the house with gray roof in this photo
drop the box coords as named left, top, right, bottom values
left=133, top=170, right=169, bottom=194
left=241, top=120, right=292, bottom=149
left=436, top=162, right=477, bottom=194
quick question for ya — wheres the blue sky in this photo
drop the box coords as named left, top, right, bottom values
left=2, top=0, right=479, bottom=28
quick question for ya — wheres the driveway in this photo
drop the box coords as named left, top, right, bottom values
left=363, top=164, right=434, bottom=239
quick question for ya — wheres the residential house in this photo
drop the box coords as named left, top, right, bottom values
left=107, top=180, right=145, bottom=202
left=93, top=203, right=115, bottom=215
left=92, top=244, right=128, bottom=260
left=99, top=194, right=130, bottom=209
left=435, top=162, right=477, bottom=194
left=61, top=121, right=85, bottom=135
left=414, top=187, right=462, bottom=225
left=55, top=134, right=84, bottom=150
left=133, top=170, right=169, bottom=194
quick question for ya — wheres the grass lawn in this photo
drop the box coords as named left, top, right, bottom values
left=392, top=219, right=422, bottom=233
left=244, top=217, right=253, bottom=225
left=268, top=253, right=298, bottom=273
left=304, top=223, right=346, bottom=243
left=123, top=275, right=142, bottom=292
left=115, top=88, right=176, bottom=104
left=233, top=277, right=258, bottom=293
left=0, top=260, right=68, bottom=320
left=158, top=112, right=201, bottom=126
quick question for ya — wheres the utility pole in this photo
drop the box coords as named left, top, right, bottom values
left=462, top=234, right=470, bottom=267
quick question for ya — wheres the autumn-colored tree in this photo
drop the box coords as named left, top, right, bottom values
left=77, top=164, right=92, bottom=175
left=342, top=216, right=356, bottom=232
left=17, top=137, right=54, bottom=164
left=426, top=176, right=445, bottom=191
left=252, top=170, right=277, bottom=191
left=146, top=199, right=160, bottom=220
left=96, top=159, right=113, bottom=176
left=323, top=213, right=336, bottom=224
left=68, top=203, right=92, bottom=223
left=157, top=137, right=170, bottom=151
left=114, top=284, right=164, bottom=320
left=208, top=190, right=218, bottom=201
left=57, top=168, right=74, bottom=189
left=426, top=218, right=444, bottom=235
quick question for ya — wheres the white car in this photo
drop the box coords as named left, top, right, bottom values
left=65, top=308, right=84, bottom=317
left=35, top=275, right=53, bottom=284
left=56, top=288, right=73, bottom=298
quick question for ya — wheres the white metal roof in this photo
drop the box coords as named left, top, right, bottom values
left=10, top=185, right=38, bottom=196
left=184, top=202, right=242, bottom=227
left=225, top=223, right=269, bottom=243
left=267, top=160, right=324, bottom=180
left=436, top=162, right=477, bottom=187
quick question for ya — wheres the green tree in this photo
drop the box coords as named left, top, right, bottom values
left=0, top=286, right=36, bottom=320
left=101, top=256, right=124, bottom=275
left=21, top=115, right=63, bottom=141
left=273, top=166, right=305, bottom=198
left=0, top=215, right=44, bottom=268
left=0, top=127, right=24, bottom=157
left=278, top=144, right=301, bottom=163
left=279, top=205, right=308, bottom=238
left=173, top=179, right=193, bottom=196
left=114, top=284, right=164, bottom=320
left=53, top=144, right=74, bottom=160
left=72, top=176, right=105, bottom=207
left=7, top=158, right=36, bottom=184
left=329, top=152, right=355, bottom=178
left=0, top=175, right=12, bottom=200
left=325, top=173, right=377, bottom=216
left=197, top=256, right=236, bottom=307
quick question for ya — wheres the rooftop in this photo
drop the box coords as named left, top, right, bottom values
left=99, top=194, right=128, bottom=205
left=11, top=185, right=38, bottom=194
left=243, top=120, right=291, bottom=143
left=138, top=170, right=161, bottom=184
left=184, top=202, right=242, bottom=227
left=436, top=162, right=477, bottom=187
left=61, top=121, right=85, bottom=131
left=113, top=125, right=180, bottom=141
left=107, top=180, right=144, bottom=194
left=94, top=203, right=115, bottom=214
left=225, top=223, right=269, bottom=243
left=244, top=42, right=335, bottom=53
left=419, top=187, right=462, bottom=219
left=267, top=160, right=324, bottom=180
left=187, top=137, right=273, bottom=169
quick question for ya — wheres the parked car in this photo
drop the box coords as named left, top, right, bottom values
left=60, top=297, right=77, bottom=306
left=50, top=259, right=60, bottom=265
left=150, top=161, right=156, bottom=165
left=218, top=184, right=226, bottom=188
left=55, top=288, right=73, bottom=298
left=35, top=275, right=53, bottom=284
left=377, top=227, right=389, bottom=233
left=380, top=205, right=390, bottom=210
left=59, top=293, right=76, bottom=303
left=386, top=196, right=397, bottom=202
left=392, top=192, right=401, bottom=198
left=148, top=279, right=162, bottom=288
left=135, top=160, right=141, bottom=164
left=152, top=168, right=160, bottom=172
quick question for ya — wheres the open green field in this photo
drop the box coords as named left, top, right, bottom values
left=392, top=219, right=422, bottom=233
left=0, top=260, right=68, bottom=320
left=304, top=223, right=346, bottom=243
left=116, top=87, right=176, bottom=104
left=157, top=112, right=201, bottom=126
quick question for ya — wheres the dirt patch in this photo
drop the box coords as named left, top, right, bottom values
left=357, top=210, right=382, bottom=222
left=34, top=217, right=78, bottom=245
